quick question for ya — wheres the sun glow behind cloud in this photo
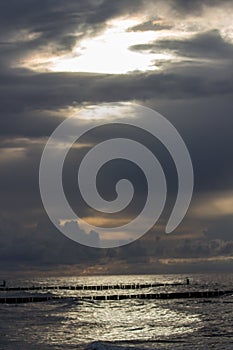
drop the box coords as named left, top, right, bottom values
left=20, top=17, right=173, bottom=74
left=191, top=192, right=233, bottom=218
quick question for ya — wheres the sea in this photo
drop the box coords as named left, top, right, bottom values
left=0, top=273, right=233, bottom=350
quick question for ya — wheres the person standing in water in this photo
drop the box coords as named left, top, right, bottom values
left=1, top=280, right=6, bottom=287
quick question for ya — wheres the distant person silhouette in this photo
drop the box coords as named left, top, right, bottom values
left=1, top=280, right=6, bottom=287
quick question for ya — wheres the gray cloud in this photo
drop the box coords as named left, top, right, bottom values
left=0, top=214, right=104, bottom=266
left=168, top=0, right=233, bottom=15
left=62, top=220, right=100, bottom=247
left=131, top=30, right=233, bottom=61
left=0, top=62, right=232, bottom=139
left=204, top=216, right=233, bottom=242
left=0, top=0, right=232, bottom=272
left=128, top=20, right=172, bottom=32
left=0, top=0, right=146, bottom=71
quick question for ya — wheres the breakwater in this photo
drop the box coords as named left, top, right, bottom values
left=0, top=289, right=232, bottom=304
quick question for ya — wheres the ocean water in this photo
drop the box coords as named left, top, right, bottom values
left=0, top=274, right=233, bottom=350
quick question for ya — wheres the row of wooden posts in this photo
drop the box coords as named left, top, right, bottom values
left=0, top=290, right=232, bottom=304
left=0, top=282, right=185, bottom=292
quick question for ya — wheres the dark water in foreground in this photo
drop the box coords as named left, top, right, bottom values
left=0, top=274, right=233, bottom=349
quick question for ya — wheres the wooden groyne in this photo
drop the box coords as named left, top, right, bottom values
left=0, top=295, right=61, bottom=304
left=0, top=290, right=232, bottom=304
left=0, top=282, right=183, bottom=292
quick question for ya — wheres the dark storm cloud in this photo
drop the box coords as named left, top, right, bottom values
left=169, top=0, right=232, bottom=14
left=204, top=216, right=233, bottom=242
left=0, top=60, right=232, bottom=138
left=128, top=20, right=172, bottom=32
left=0, top=0, right=233, bottom=272
left=0, top=0, right=232, bottom=129
left=0, top=0, right=231, bottom=71
left=153, top=94, right=233, bottom=193
left=0, top=0, right=146, bottom=70
left=131, top=30, right=233, bottom=60
left=0, top=94, right=232, bottom=220
left=0, top=209, right=232, bottom=270
left=0, top=214, right=104, bottom=266
left=0, top=0, right=142, bottom=34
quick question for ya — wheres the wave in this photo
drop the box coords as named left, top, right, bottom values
left=85, top=341, right=154, bottom=350
left=85, top=339, right=187, bottom=350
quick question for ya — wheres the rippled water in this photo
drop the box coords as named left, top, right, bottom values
left=0, top=274, right=233, bottom=349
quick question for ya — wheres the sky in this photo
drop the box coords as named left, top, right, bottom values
left=0, top=0, right=233, bottom=276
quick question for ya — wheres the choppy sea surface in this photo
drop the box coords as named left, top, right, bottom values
left=0, top=273, right=233, bottom=350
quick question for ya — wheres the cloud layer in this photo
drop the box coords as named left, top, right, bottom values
left=0, top=0, right=232, bottom=274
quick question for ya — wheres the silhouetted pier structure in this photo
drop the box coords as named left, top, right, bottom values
left=0, top=290, right=232, bottom=304
left=0, top=282, right=183, bottom=292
